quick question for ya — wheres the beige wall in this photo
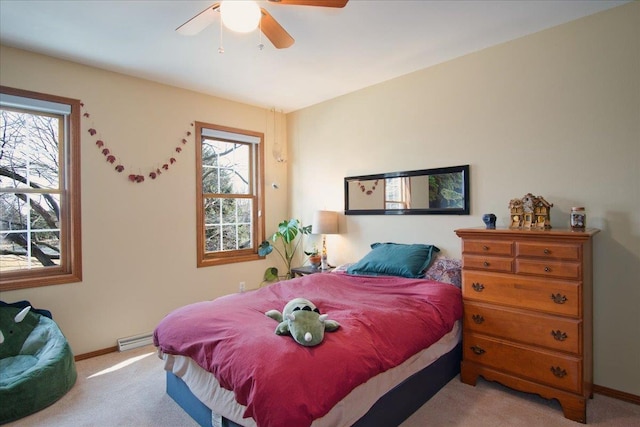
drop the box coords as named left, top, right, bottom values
left=1, top=2, right=638, bottom=397
left=0, top=45, right=290, bottom=354
left=288, top=3, right=639, bottom=395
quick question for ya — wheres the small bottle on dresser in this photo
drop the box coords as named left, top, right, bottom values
left=571, top=207, right=586, bottom=230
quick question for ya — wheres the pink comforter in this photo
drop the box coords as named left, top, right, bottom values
left=153, top=273, right=462, bottom=427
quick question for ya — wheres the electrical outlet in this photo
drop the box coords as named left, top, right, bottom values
left=239, top=281, right=246, bottom=293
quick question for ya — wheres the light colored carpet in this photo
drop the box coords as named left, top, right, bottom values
left=401, top=373, right=640, bottom=427
left=5, top=345, right=639, bottom=426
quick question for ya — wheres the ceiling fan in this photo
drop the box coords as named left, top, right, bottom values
left=176, top=0, right=348, bottom=49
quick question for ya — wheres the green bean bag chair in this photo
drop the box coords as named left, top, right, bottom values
left=0, top=301, right=77, bottom=424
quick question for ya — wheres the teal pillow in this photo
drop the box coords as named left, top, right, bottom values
left=346, top=242, right=440, bottom=278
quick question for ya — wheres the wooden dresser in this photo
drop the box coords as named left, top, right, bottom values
left=454, top=227, right=599, bottom=423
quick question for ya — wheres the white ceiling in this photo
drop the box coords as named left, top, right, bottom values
left=0, top=0, right=629, bottom=113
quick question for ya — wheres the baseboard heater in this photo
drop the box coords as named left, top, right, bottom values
left=117, top=332, right=154, bottom=352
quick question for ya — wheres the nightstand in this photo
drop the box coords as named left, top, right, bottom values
left=291, top=266, right=334, bottom=277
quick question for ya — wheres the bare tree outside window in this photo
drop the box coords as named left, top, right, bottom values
left=1, top=108, right=62, bottom=269
left=196, top=122, right=264, bottom=267
left=202, top=139, right=252, bottom=252
left=0, top=86, right=81, bottom=291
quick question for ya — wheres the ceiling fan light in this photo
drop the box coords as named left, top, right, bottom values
left=220, top=1, right=261, bottom=33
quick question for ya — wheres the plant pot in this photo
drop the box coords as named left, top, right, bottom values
left=309, top=255, right=321, bottom=269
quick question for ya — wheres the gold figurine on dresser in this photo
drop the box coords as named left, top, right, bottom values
left=455, top=227, right=599, bottom=423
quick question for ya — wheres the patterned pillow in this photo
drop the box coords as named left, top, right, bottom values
left=423, top=257, right=462, bottom=287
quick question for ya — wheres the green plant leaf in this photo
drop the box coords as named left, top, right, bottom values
left=263, top=267, right=279, bottom=282
left=279, top=219, right=300, bottom=243
left=258, top=240, right=273, bottom=256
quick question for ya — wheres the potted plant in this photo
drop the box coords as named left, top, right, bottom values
left=305, top=245, right=321, bottom=270
left=259, top=218, right=312, bottom=283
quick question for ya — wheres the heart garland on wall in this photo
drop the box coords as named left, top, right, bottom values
left=81, top=102, right=193, bottom=183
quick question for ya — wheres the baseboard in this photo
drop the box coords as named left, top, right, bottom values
left=593, top=384, right=640, bottom=405
left=74, top=346, right=118, bottom=361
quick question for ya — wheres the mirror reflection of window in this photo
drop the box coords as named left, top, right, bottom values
left=385, top=177, right=412, bottom=209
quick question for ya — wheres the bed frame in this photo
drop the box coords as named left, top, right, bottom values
left=165, top=342, right=462, bottom=427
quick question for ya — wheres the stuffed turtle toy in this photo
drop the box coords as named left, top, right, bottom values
left=265, top=298, right=340, bottom=347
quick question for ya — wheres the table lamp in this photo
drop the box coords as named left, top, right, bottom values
left=311, top=210, right=338, bottom=270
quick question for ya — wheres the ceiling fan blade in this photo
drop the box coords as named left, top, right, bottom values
left=260, top=8, right=295, bottom=49
left=176, top=3, right=220, bottom=36
left=268, top=0, right=348, bottom=7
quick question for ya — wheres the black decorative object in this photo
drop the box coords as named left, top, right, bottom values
left=482, top=213, right=497, bottom=229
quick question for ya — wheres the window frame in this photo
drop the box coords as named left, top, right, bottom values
left=195, top=121, right=265, bottom=267
left=0, top=85, right=82, bottom=291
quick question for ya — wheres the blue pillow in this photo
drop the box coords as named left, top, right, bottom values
left=346, top=242, right=440, bottom=278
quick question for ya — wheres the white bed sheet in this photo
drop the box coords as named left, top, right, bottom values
left=161, top=320, right=461, bottom=427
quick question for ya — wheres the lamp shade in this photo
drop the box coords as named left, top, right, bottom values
left=312, top=210, right=338, bottom=235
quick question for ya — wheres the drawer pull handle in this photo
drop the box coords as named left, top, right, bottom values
left=544, top=266, right=551, bottom=272
left=483, top=245, right=489, bottom=251
left=550, top=366, right=567, bottom=378
left=483, top=261, right=490, bottom=267
left=470, top=345, right=486, bottom=355
left=544, top=248, right=550, bottom=254
left=472, top=314, right=485, bottom=324
left=551, top=330, right=568, bottom=341
left=551, top=293, right=567, bottom=304
left=472, top=282, right=485, bottom=292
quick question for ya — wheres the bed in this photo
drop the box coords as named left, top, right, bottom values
left=154, top=245, right=462, bottom=427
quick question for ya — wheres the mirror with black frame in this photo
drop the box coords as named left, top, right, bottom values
left=344, top=165, right=469, bottom=215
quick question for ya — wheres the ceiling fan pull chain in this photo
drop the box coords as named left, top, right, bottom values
left=218, top=8, right=225, bottom=54
left=258, top=15, right=264, bottom=50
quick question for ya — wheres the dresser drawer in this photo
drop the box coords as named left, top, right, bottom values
left=462, top=271, right=580, bottom=317
left=464, top=333, right=582, bottom=394
left=463, top=302, right=581, bottom=354
left=516, top=259, right=581, bottom=280
left=463, top=239, right=513, bottom=256
left=463, top=255, right=513, bottom=273
left=516, top=241, right=580, bottom=261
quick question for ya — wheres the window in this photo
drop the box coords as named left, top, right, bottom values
left=195, top=122, right=264, bottom=267
left=0, top=86, right=82, bottom=290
